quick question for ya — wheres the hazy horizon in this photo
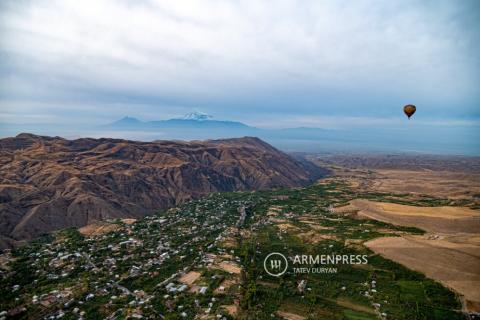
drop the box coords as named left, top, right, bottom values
left=1, top=111, right=478, bottom=156
left=1, top=0, right=479, bottom=155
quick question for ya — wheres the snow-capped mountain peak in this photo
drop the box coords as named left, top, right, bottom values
left=180, top=111, right=213, bottom=121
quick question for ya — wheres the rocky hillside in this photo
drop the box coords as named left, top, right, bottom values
left=0, top=133, right=322, bottom=247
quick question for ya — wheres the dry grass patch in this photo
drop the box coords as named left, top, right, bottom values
left=349, top=199, right=480, bottom=233
left=365, top=235, right=480, bottom=312
left=298, top=231, right=337, bottom=244
left=309, top=224, right=333, bottom=232
left=178, top=271, right=201, bottom=285
left=214, top=278, right=238, bottom=294
left=372, top=169, right=480, bottom=200
left=221, top=304, right=238, bottom=316
left=219, top=238, right=237, bottom=249
left=276, top=311, right=306, bottom=320
left=298, top=219, right=333, bottom=231
left=367, top=201, right=479, bottom=218
left=276, top=223, right=300, bottom=232
left=218, top=261, right=242, bottom=274
left=267, top=205, right=283, bottom=216
left=78, top=221, right=121, bottom=236
left=121, top=218, right=137, bottom=225
left=333, top=204, right=359, bottom=214
left=344, top=239, right=368, bottom=251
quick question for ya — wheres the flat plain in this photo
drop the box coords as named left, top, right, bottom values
left=317, top=154, right=480, bottom=314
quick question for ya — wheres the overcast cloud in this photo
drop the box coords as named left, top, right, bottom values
left=0, top=0, right=479, bottom=128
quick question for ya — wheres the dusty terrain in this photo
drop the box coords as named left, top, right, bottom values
left=78, top=218, right=136, bottom=236
left=370, top=169, right=480, bottom=199
left=221, top=304, right=238, bottom=316
left=0, top=133, right=322, bottom=246
left=339, top=199, right=480, bottom=310
left=314, top=153, right=480, bottom=172
left=218, top=261, right=242, bottom=274
left=312, top=153, right=480, bottom=203
left=348, top=199, right=480, bottom=234
left=178, top=271, right=201, bottom=285
left=276, top=310, right=306, bottom=320
left=78, top=221, right=122, bottom=237
left=331, top=168, right=480, bottom=203
left=365, top=235, right=480, bottom=312
left=316, top=154, right=480, bottom=312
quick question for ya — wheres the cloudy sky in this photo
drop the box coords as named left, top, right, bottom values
left=0, top=0, right=479, bottom=132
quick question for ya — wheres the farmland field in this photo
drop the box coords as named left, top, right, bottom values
left=1, top=171, right=478, bottom=319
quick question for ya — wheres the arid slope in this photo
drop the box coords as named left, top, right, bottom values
left=0, top=133, right=321, bottom=246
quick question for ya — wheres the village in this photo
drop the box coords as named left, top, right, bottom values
left=0, top=193, right=258, bottom=319
left=0, top=179, right=471, bottom=319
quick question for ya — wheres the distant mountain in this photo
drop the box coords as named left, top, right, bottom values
left=101, top=115, right=348, bottom=151
left=93, top=113, right=479, bottom=155
left=2, top=113, right=477, bottom=156
left=105, top=117, right=341, bottom=144
left=109, top=116, right=144, bottom=127
left=104, top=113, right=252, bottom=133
left=0, top=133, right=325, bottom=247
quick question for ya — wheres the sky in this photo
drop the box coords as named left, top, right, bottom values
left=0, top=0, right=479, bottom=153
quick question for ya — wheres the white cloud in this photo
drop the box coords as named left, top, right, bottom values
left=0, top=0, right=479, bottom=124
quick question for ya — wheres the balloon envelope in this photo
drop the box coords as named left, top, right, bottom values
left=404, top=104, right=416, bottom=119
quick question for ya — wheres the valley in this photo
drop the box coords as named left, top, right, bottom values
left=0, top=134, right=322, bottom=248
left=1, top=174, right=478, bottom=319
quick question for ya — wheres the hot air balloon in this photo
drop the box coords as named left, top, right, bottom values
left=403, top=104, right=416, bottom=119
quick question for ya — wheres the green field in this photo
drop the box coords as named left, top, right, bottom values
left=0, top=179, right=466, bottom=319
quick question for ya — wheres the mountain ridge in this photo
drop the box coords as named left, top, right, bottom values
left=105, top=114, right=251, bottom=130
left=0, top=133, right=325, bottom=248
